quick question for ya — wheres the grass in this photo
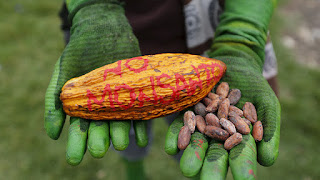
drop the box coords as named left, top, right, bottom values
left=0, top=0, right=319, bottom=179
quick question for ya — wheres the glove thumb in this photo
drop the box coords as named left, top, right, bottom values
left=255, top=87, right=281, bottom=166
left=44, top=57, right=69, bottom=140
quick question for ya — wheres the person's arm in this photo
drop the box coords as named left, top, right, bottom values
left=165, top=0, right=280, bottom=179
left=44, top=0, right=148, bottom=165
left=209, top=0, right=280, bottom=166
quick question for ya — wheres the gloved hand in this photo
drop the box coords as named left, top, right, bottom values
left=44, top=0, right=148, bottom=165
left=165, top=0, right=280, bottom=179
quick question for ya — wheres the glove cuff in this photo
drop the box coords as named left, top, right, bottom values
left=67, top=0, right=122, bottom=22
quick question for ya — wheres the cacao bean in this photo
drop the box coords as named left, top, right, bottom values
left=224, top=133, right=242, bottom=150
left=229, top=115, right=250, bottom=135
left=252, top=121, right=263, bottom=142
left=243, top=102, right=257, bottom=123
left=227, top=89, right=241, bottom=105
left=217, top=98, right=230, bottom=119
left=194, top=102, right=207, bottom=117
left=205, top=113, right=221, bottom=127
left=216, top=82, right=229, bottom=98
left=195, top=115, right=206, bottom=134
left=204, top=125, right=229, bottom=141
left=220, top=118, right=236, bottom=135
left=184, top=111, right=196, bottom=133
left=178, top=126, right=191, bottom=150
left=208, top=92, right=220, bottom=101
left=228, top=105, right=243, bottom=117
left=205, top=96, right=222, bottom=112
left=202, top=97, right=212, bottom=107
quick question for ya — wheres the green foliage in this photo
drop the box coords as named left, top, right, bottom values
left=0, top=0, right=319, bottom=179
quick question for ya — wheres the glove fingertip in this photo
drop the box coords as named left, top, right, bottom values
left=255, top=93, right=281, bottom=167
left=113, top=143, right=129, bottom=151
left=110, top=121, right=131, bottom=151
left=180, top=132, right=208, bottom=178
left=136, top=139, right=148, bottom=148
left=165, top=146, right=179, bottom=156
left=257, top=141, right=279, bottom=166
left=87, top=121, right=110, bottom=158
left=165, top=116, right=184, bottom=155
left=229, top=135, right=257, bottom=180
left=88, top=147, right=107, bottom=159
left=133, top=121, right=149, bottom=148
left=66, top=153, right=83, bottom=166
left=44, top=109, right=66, bottom=140
left=200, top=140, right=228, bottom=180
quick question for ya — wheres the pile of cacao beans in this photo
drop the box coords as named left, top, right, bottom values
left=178, top=82, right=263, bottom=151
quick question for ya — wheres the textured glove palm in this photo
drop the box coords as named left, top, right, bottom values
left=44, top=0, right=148, bottom=165
left=165, top=0, right=280, bottom=179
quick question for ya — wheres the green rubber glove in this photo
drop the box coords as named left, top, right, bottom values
left=165, top=0, right=280, bottom=179
left=44, top=0, right=148, bottom=165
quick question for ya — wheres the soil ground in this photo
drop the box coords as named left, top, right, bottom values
left=278, top=0, right=320, bottom=69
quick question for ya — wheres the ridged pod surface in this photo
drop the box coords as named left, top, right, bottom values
left=60, top=53, right=226, bottom=120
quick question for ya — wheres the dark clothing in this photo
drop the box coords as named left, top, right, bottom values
left=124, top=0, right=188, bottom=55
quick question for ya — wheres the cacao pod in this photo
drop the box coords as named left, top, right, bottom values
left=60, top=53, right=226, bottom=120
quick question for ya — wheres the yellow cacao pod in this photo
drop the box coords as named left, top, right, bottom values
left=60, top=53, right=226, bottom=120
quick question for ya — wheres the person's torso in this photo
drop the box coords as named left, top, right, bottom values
left=124, top=0, right=223, bottom=55
left=124, top=0, right=188, bottom=55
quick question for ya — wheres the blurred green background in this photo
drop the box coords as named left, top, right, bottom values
left=0, top=0, right=319, bottom=179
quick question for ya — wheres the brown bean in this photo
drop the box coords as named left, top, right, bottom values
left=195, top=115, right=206, bottom=134
left=184, top=111, right=196, bottom=133
left=229, top=115, right=250, bottom=135
left=243, top=102, right=257, bottom=123
left=228, top=105, right=243, bottom=117
left=194, top=102, right=207, bottom=117
left=216, top=82, right=229, bottom=98
left=242, top=118, right=251, bottom=126
left=202, top=97, right=212, bottom=106
left=227, top=89, right=241, bottom=105
left=220, top=118, right=236, bottom=135
left=178, top=126, right=191, bottom=150
left=205, top=113, right=221, bottom=127
left=205, top=96, right=222, bottom=112
left=217, top=98, right=230, bottom=119
left=208, top=92, right=220, bottom=101
left=204, top=126, right=230, bottom=141
left=224, top=133, right=243, bottom=150
left=252, top=121, right=263, bottom=142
